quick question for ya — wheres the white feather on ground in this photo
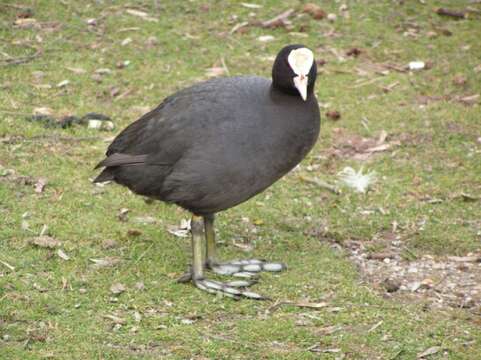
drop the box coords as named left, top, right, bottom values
left=337, top=166, right=377, bottom=193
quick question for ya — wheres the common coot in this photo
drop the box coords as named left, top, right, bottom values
left=94, top=44, right=320, bottom=299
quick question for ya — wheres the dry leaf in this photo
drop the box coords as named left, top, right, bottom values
left=457, top=94, right=479, bottom=106
left=66, top=67, right=86, bottom=74
left=232, top=240, right=254, bottom=252
left=326, top=110, right=341, bottom=120
left=125, top=9, right=158, bottom=22
left=417, top=346, right=441, bottom=358
left=241, top=2, right=262, bottom=9
left=205, top=66, right=225, bottom=78
left=260, top=9, right=294, bottom=28
left=57, top=80, right=70, bottom=88
left=447, top=255, right=481, bottom=263
left=0, top=260, right=15, bottom=271
left=257, top=35, right=275, bottom=42
left=33, top=283, right=47, bottom=292
left=33, top=107, right=53, bottom=116
left=133, top=216, right=157, bottom=224
left=95, top=68, right=112, bottom=75
left=316, top=325, right=342, bottom=336
left=302, top=4, right=326, bottom=20
left=110, top=282, right=126, bottom=295
left=30, top=236, right=61, bottom=248
left=368, top=252, right=396, bottom=260
left=121, top=37, right=132, bottom=46
left=331, top=129, right=398, bottom=160
left=125, top=9, right=148, bottom=18
left=134, top=281, right=145, bottom=291
left=117, top=208, right=129, bottom=222
left=230, top=21, right=250, bottom=34
left=327, top=13, right=337, bottom=22
left=127, top=229, right=142, bottom=237
left=346, top=47, right=362, bottom=57
left=57, top=249, right=70, bottom=260
left=14, top=18, right=38, bottom=28
left=454, top=193, right=480, bottom=202
left=308, top=345, right=341, bottom=354
left=89, top=257, right=121, bottom=268
left=382, top=81, right=400, bottom=93
left=453, top=75, right=467, bottom=86
left=435, top=8, right=466, bottom=19
left=103, top=314, right=126, bottom=324
left=267, top=300, right=328, bottom=313
left=133, top=311, right=142, bottom=322
left=297, top=301, right=328, bottom=309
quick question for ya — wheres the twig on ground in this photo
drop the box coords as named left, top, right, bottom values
left=0, top=259, right=15, bottom=271
left=261, top=9, right=294, bottom=28
left=0, top=51, right=41, bottom=66
left=299, top=175, right=340, bottom=194
left=230, top=21, right=249, bottom=34
left=351, top=77, right=385, bottom=89
left=435, top=7, right=467, bottom=19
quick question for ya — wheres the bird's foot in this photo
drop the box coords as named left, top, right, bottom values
left=176, top=266, right=267, bottom=300
left=194, top=277, right=266, bottom=300
left=207, top=259, right=286, bottom=278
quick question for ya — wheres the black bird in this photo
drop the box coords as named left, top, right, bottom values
left=94, top=44, right=320, bottom=299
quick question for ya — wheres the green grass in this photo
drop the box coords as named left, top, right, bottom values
left=1, top=0, right=481, bottom=358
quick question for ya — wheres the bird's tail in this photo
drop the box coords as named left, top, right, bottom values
left=93, top=168, right=114, bottom=183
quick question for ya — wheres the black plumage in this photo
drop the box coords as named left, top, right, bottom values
left=94, top=44, right=320, bottom=299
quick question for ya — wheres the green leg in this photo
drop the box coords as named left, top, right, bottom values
left=190, top=215, right=204, bottom=280
left=204, top=214, right=217, bottom=266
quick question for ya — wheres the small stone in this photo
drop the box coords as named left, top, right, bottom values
left=409, top=281, right=422, bottom=292
left=382, top=278, right=401, bottom=293
left=121, top=37, right=132, bottom=46
left=57, top=79, right=70, bottom=88
left=91, top=73, right=103, bottom=83
left=408, top=61, right=425, bottom=71
left=302, top=3, right=326, bottom=20
left=257, top=35, right=275, bottom=42
left=327, top=13, right=337, bottom=22
left=134, top=281, right=145, bottom=291
left=102, top=239, right=118, bottom=249
left=326, top=110, right=341, bottom=120
left=110, top=282, right=126, bottom=295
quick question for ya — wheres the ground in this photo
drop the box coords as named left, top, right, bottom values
left=1, top=0, right=480, bottom=359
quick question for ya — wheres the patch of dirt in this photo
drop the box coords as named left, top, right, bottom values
left=311, top=228, right=481, bottom=311
left=326, top=128, right=400, bottom=161
left=350, top=242, right=481, bottom=310
left=0, top=166, right=37, bottom=186
left=395, top=131, right=433, bottom=146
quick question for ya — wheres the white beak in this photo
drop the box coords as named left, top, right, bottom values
left=293, top=75, right=308, bottom=101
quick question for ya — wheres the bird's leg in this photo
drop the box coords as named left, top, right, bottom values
left=204, top=213, right=217, bottom=267
left=191, top=215, right=205, bottom=281
left=191, top=214, right=265, bottom=299
left=203, top=214, right=287, bottom=278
